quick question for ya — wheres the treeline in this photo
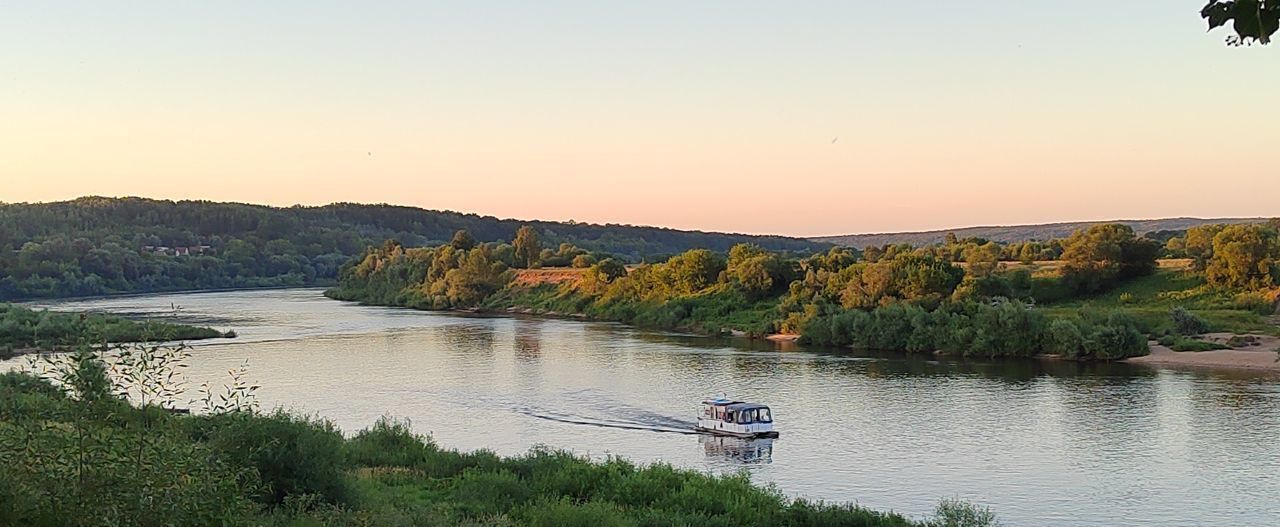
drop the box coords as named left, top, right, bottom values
left=0, top=304, right=231, bottom=354
left=326, top=228, right=620, bottom=309
left=800, top=301, right=1148, bottom=360
left=0, top=197, right=826, bottom=300
left=0, top=353, right=991, bottom=526
left=331, top=222, right=1236, bottom=360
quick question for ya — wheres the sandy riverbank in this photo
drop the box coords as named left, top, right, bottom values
left=1125, top=333, right=1280, bottom=372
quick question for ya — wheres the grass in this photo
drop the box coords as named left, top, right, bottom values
left=1038, top=269, right=1279, bottom=336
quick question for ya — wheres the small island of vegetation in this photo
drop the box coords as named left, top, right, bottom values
left=0, top=303, right=233, bottom=358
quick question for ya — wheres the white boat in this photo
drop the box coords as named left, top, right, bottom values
left=696, top=397, right=778, bottom=438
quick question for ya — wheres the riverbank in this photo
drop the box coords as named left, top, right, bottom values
left=1125, top=333, right=1280, bottom=372
left=12, top=282, right=335, bottom=305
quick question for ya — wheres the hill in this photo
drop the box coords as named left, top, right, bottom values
left=812, top=217, right=1269, bottom=248
left=0, top=196, right=827, bottom=300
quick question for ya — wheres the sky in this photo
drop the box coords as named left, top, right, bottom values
left=2, top=1, right=1277, bottom=237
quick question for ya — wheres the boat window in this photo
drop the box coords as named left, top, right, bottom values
left=758, top=408, right=772, bottom=423
left=725, top=411, right=735, bottom=423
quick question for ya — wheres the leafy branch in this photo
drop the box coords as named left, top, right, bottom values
left=1203, top=0, right=1279, bottom=45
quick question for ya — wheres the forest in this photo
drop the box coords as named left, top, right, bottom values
left=332, top=220, right=1280, bottom=361
left=0, top=197, right=825, bottom=300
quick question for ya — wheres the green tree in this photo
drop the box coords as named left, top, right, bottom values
left=1017, top=243, right=1038, bottom=264
left=576, top=258, right=627, bottom=294
left=725, top=244, right=787, bottom=298
left=449, top=230, right=477, bottom=251
left=1204, top=224, right=1279, bottom=289
left=512, top=226, right=541, bottom=269
left=963, top=242, right=1001, bottom=278
left=661, top=249, right=725, bottom=295
left=839, top=253, right=963, bottom=309
left=1184, top=224, right=1226, bottom=270
left=1060, top=224, right=1158, bottom=294
left=1202, top=1, right=1279, bottom=45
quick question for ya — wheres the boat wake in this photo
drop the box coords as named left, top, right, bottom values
left=514, top=406, right=701, bottom=434
left=514, top=404, right=699, bottom=435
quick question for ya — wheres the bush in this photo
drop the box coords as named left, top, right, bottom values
left=930, top=498, right=1003, bottom=527
left=346, top=416, right=437, bottom=468
left=451, top=469, right=534, bottom=513
left=1047, top=319, right=1086, bottom=359
left=1082, top=312, right=1148, bottom=360
left=1170, top=307, right=1210, bottom=336
left=186, top=410, right=351, bottom=506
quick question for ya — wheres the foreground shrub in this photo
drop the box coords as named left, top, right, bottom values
left=346, top=416, right=437, bottom=468
left=0, top=371, right=259, bottom=527
left=186, top=410, right=350, bottom=506
left=929, top=498, right=1003, bottom=527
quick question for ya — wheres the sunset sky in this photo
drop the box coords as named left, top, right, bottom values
left=2, top=1, right=1276, bottom=237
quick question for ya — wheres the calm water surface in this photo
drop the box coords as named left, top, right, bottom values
left=9, top=288, right=1280, bottom=526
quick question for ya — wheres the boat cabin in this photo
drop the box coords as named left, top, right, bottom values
left=696, top=397, right=778, bottom=438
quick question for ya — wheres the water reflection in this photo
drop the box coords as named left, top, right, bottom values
left=700, top=435, right=774, bottom=464
left=513, top=319, right=542, bottom=361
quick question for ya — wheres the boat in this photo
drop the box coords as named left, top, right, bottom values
left=695, top=397, right=778, bottom=438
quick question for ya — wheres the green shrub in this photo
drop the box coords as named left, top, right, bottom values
left=1082, top=312, right=1148, bottom=360
left=1047, top=319, right=1086, bottom=359
left=187, top=410, right=350, bottom=506
left=450, top=469, right=533, bottom=513
left=346, top=416, right=437, bottom=468
left=930, top=498, right=1003, bottom=527
left=1170, top=307, right=1210, bottom=336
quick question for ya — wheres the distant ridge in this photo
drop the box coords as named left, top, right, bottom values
left=0, top=196, right=829, bottom=259
left=811, top=217, right=1271, bottom=248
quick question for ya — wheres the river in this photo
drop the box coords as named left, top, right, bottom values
left=6, top=288, right=1279, bottom=526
